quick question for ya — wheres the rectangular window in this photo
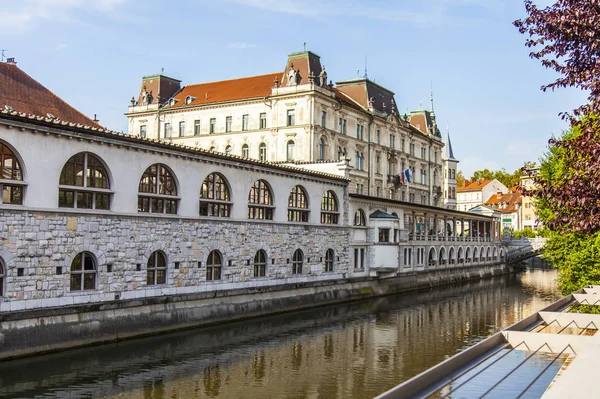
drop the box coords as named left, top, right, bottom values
left=376, top=129, right=381, bottom=144
left=410, top=143, right=415, bottom=156
left=421, top=170, right=426, bottom=184
left=338, top=118, right=343, bottom=133
left=139, top=125, right=147, bottom=138
left=402, top=138, right=405, bottom=152
left=164, top=123, right=171, bottom=138
left=194, top=120, right=201, bottom=136
left=226, top=116, right=232, bottom=132
left=390, top=135, right=395, bottom=148
left=179, top=121, right=185, bottom=137
left=343, top=119, right=347, bottom=135
left=210, top=118, right=216, bottom=134
left=354, top=248, right=365, bottom=269
left=287, top=109, right=295, bottom=126
left=379, top=228, right=390, bottom=243
left=242, top=114, right=249, bottom=131
left=356, top=124, right=364, bottom=140
left=260, top=112, right=267, bottom=129
left=321, top=111, right=327, bottom=128
left=421, top=147, right=427, bottom=159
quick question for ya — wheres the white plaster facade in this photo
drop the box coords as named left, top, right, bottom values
left=456, top=179, right=509, bottom=212
left=125, top=51, right=452, bottom=209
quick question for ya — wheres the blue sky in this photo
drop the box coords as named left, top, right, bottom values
left=1, top=0, right=586, bottom=176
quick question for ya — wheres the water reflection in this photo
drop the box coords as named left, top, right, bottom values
left=0, top=268, right=559, bottom=399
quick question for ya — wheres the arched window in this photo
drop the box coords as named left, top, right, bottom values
left=0, top=142, right=24, bottom=205
left=320, top=191, right=339, bottom=224
left=458, top=247, right=464, bottom=263
left=248, top=180, right=274, bottom=220
left=319, top=138, right=325, bottom=161
left=147, top=251, right=167, bottom=285
left=254, top=250, right=267, bottom=277
left=292, top=249, right=303, bottom=274
left=474, top=247, right=479, bottom=262
left=138, top=164, right=178, bottom=214
left=242, top=144, right=249, bottom=158
left=449, top=247, right=456, bottom=264
left=288, top=185, right=309, bottom=222
left=259, top=143, right=267, bottom=161
left=354, top=209, right=366, bottom=226
left=0, top=258, right=5, bottom=296
left=325, top=248, right=334, bottom=272
left=70, top=251, right=97, bottom=291
left=59, top=152, right=110, bottom=210
left=207, top=250, right=222, bottom=281
left=466, top=247, right=471, bottom=263
left=286, top=140, right=295, bottom=161
left=199, top=173, right=231, bottom=217
left=225, top=145, right=232, bottom=155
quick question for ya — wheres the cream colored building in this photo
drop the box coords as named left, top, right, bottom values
left=456, top=179, right=509, bottom=212
left=126, top=50, right=457, bottom=208
left=520, top=168, right=539, bottom=230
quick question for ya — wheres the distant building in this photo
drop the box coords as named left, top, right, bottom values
left=520, top=168, right=540, bottom=231
left=485, top=189, right=523, bottom=233
left=441, top=129, right=458, bottom=210
left=125, top=50, right=458, bottom=208
left=456, top=179, right=509, bottom=212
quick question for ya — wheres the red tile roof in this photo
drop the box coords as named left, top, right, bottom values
left=457, top=179, right=494, bottom=192
left=485, top=191, right=522, bottom=214
left=0, top=62, right=102, bottom=128
left=167, top=72, right=282, bottom=108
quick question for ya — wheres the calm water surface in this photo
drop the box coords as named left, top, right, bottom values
left=0, top=268, right=559, bottom=399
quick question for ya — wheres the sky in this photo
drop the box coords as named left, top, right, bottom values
left=0, top=0, right=587, bottom=177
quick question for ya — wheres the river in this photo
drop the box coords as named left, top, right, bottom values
left=0, top=268, right=559, bottom=399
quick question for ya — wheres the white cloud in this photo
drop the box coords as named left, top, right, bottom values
left=228, top=41, right=258, bottom=49
left=0, top=0, right=128, bottom=33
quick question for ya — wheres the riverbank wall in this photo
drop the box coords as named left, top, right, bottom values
left=0, top=262, right=511, bottom=360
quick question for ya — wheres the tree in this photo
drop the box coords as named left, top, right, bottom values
left=514, top=1, right=600, bottom=117
left=456, top=170, right=465, bottom=187
left=468, top=167, right=524, bottom=188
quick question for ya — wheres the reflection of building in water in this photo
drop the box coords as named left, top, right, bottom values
left=65, top=275, right=553, bottom=399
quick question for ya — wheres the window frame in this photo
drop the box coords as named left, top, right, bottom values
left=147, top=251, right=167, bottom=285
left=292, top=249, right=303, bottom=274
left=242, top=144, right=249, bottom=158
left=259, top=143, right=267, bottom=161
left=59, top=152, right=112, bottom=211
left=194, top=119, right=201, bottom=136
left=140, top=124, right=147, bottom=138
left=288, top=185, right=310, bottom=223
left=70, top=251, right=97, bottom=291
left=248, top=180, right=274, bottom=220
left=199, top=172, right=232, bottom=217
left=137, top=163, right=178, bottom=214
left=209, top=118, right=216, bottom=134
left=287, top=109, right=295, bottom=126
left=179, top=121, right=185, bottom=137
left=254, top=250, right=267, bottom=277
left=320, top=190, right=339, bottom=224
left=259, top=113, right=267, bottom=129
left=0, top=142, right=25, bottom=205
left=286, top=140, right=295, bottom=161
left=242, top=114, right=249, bottom=131
left=379, top=228, right=390, bottom=243
left=324, top=248, right=334, bottom=272
left=353, top=209, right=366, bottom=226
left=206, top=250, right=222, bottom=281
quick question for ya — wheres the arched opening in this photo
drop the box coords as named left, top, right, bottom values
left=292, top=249, right=303, bottom=274
left=241, top=144, right=249, bottom=158
left=458, top=247, right=464, bottom=264
left=259, top=142, right=267, bottom=161
left=59, top=152, right=110, bottom=210
left=225, top=145, right=232, bottom=155
left=147, top=251, right=167, bottom=285
left=318, top=137, right=325, bottom=161
left=428, top=247, right=436, bottom=267
left=320, top=190, right=339, bottom=224
left=248, top=180, right=274, bottom=220
left=325, top=248, right=334, bottom=272
left=286, top=140, right=295, bottom=161
left=0, top=141, right=24, bottom=205
left=199, top=172, right=231, bottom=217
left=493, top=247, right=498, bottom=261
left=254, top=250, right=267, bottom=277
left=353, top=209, right=366, bottom=226
left=500, top=248, right=504, bottom=260
left=439, top=247, right=446, bottom=265
left=138, top=164, right=178, bottom=214
left=466, top=247, right=471, bottom=263
left=449, top=247, right=456, bottom=265
left=288, top=185, right=309, bottom=222
left=207, top=250, right=222, bottom=281
left=473, top=247, right=479, bottom=263
left=70, top=251, right=97, bottom=291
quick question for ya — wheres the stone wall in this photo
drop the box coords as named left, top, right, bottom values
left=0, top=209, right=349, bottom=311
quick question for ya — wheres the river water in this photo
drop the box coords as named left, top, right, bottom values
left=0, top=268, right=559, bottom=399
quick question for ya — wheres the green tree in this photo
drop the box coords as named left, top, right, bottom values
left=456, top=170, right=465, bottom=187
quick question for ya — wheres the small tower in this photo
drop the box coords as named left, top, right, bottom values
left=442, top=126, right=459, bottom=210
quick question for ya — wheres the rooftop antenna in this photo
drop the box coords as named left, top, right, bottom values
left=161, top=67, right=164, bottom=75
left=357, top=69, right=360, bottom=78
left=364, top=54, right=368, bottom=79
left=0, top=50, right=7, bottom=62
left=430, top=81, right=435, bottom=113
left=303, top=42, right=306, bottom=52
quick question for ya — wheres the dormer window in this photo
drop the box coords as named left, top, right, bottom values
left=4, top=105, right=13, bottom=111
left=168, top=98, right=178, bottom=107
left=47, top=113, right=55, bottom=119
left=185, top=96, right=194, bottom=105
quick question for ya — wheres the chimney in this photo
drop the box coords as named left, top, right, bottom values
left=6, top=58, right=16, bottom=66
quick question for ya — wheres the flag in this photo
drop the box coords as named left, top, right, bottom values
left=403, top=169, right=411, bottom=183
